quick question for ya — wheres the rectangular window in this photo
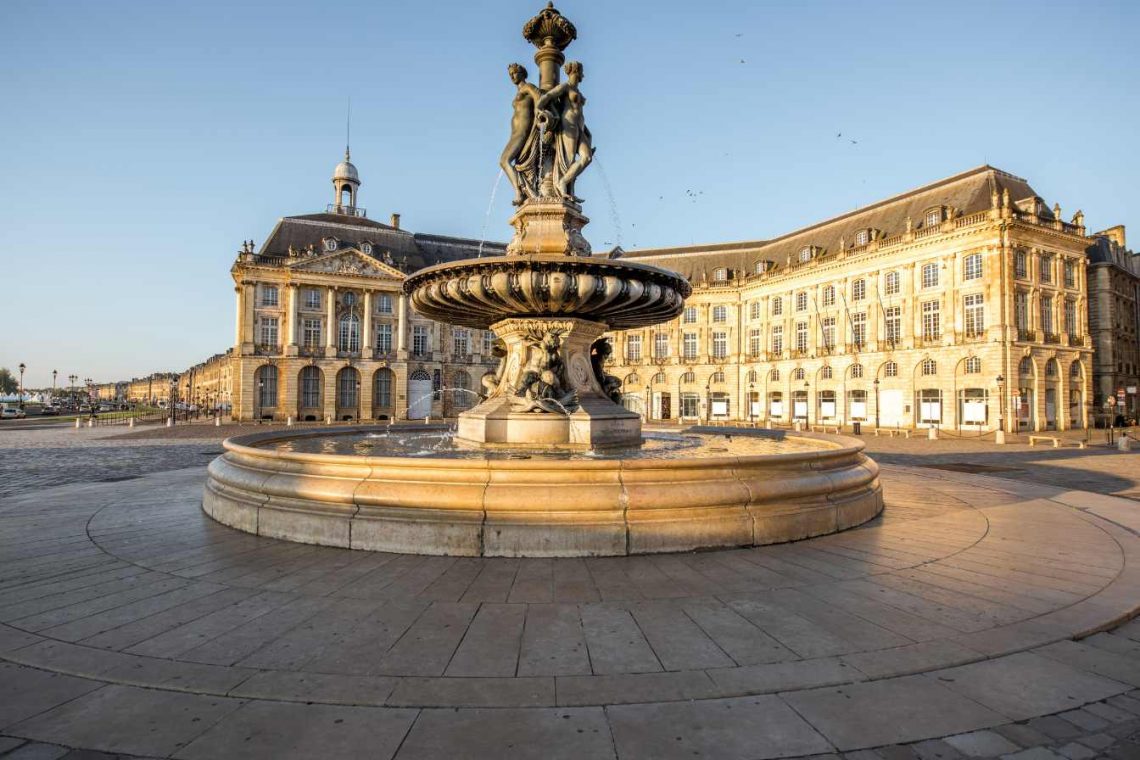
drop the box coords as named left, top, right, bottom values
left=712, top=331, right=728, bottom=359
left=1041, top=295, right=1054, bottom=335
left=483, top=330, right=493, bottom=354
left=304, top=289, right=321, bottom=310
left=964, top=293, right=984, bottom=336
left=258, top=317, right=278, bottom=346
left=822, top=286, right=835, bottom=307
left=626, top=334, right=642, bottom=361
left=795, top=292, right=807, bottom=312
left=682, top=306, right=698, bottom=324
left=884, top=307, right=901, bottom=344
left=795, top=321, right=808, bottom=353
left=339, top=316, right=360, bottom=353
left=1015, top=251, right=1028, bottom=279
left=377, top=293, right=393, bottom=313
left=852, top=280, right=866, bottom=301
left=680, top=393, right=700, bottom=418
left=301, top=371, right=321, bottom=408
left=963, top=253, right=983, bottom=281
left=821, top=317, right=836, bottom=350
left=749, top=301, right=761, bottom=320
left=453, top=328, right=469, bottom=356
left=922, top=301, right=940, bottom=341
left=260, top=285, right=279, bottom=307
left=412, top=325, right=430, bottom=355
left=921, top=263, right=939, bottom=289
left=884, top=271, right=900, bottom=296
left=1064, top=260, right=1076, bottom=289
left=376, top=323, right=392, bottom=354
left=772, top=298, right=783, bottom=316
left=771, top=325, right=783, bottom=354
left=1015, top=291, right=1029, bottom=331
left=851, top=312, right=866, bottom=348
left=1064, top=299, right=1077, bottom=335
left=302, top=318, right=321, bottom=349
left=712, top=305, right=727, bottom=323
left=749, top=329, right=762, bottom=358
left=1039, top=255, right=1053, bottom=284
left=654, top=332, right=669, bottom=359
left=682, top=332, right=698, bottom=360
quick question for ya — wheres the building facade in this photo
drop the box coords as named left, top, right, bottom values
left=225, top=152, right=505, bottom=422
left=607, top=166, right=1100, bottom=433
left=1087, top=226, right=1140, bottom=423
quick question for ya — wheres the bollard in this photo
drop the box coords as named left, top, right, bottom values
left=166, top=417, right=173, bottom=428
left=87, top=418, right=94, bottom=428
left=424, top=415, right=432, bottom=425
left=215, top=415, right=221, bottom=427
left=75, top=418, right=81, bottom=429
left=326, top=416, right=332, bottom=425
left=995, top=430, right=1006, bottom=445
left=927, top=426, right=938, bottom=440
left=128, top=418, right=135, bottom=428
left=286, top=416, right=294, bottom=426
left=1119, top=435, right=1132, bottom=452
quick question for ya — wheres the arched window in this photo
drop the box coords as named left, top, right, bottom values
left=681, top=371, right=696, bottom=384
left=965, top=357, right=981, bottom=374
left=1070, top=361, right=1082, bottom=380
left=770, top=368, right=780, bottom=382
left=850, top=364, right=863, bottom=379
left=255, top=365, right=278, bottom=409
left=652, top=372, right=666, bottom=385
left=626, top=372, right=640, bottom=386
left=922, top=359, right=937, bottom=376
left=884, top=361, right=898, bottom=378
left=374, top=368, right=394, bottom=409
left=339, top=313, right=360, bottom=352
left=711, top=370, right=725, bottom=384
left=821, top=366, right=833, bottom=380
left=336, top=367, right=359, bottom=408
left=1045, top=359, right=1058, bottom=378
left=360, top=241, right=372, bottom=254
left=299, top=366, right=322, bottom=408
left=1019, top=357, right=1034, bottom=376
left=746, top=369, right=758, bottom=383
left=323, top=237, right=338, bottom=252
left=793, top=368, right=805, bottom=381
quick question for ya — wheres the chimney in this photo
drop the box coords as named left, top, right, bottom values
left=390, top=213, right=401, bottom=230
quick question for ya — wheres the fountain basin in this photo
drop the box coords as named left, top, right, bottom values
left=202, top=427, right=883, bottom=557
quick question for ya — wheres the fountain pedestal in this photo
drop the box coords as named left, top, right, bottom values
left=457, top=317, right=640, bottom=448
left=506, top=199, right=592, bottom=257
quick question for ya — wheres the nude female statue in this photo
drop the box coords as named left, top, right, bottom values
left=536, top=60, right=594, bottom=204
left=499, top=63, right=542, bottom=206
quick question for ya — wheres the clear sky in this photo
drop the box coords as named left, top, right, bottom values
left=1, top=0, right=1136, bottom=388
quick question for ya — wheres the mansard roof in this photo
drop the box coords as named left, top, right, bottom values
left=254, top=213, right=506, bottom=273
left=621, top=165, right=1042, bottom=282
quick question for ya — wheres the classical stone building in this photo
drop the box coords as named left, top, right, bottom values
left=226, top=152, right=505, bottom=422
left=607, top=166, right=1099, bottom=433
left=1086, top=226, right=1140, bottom=422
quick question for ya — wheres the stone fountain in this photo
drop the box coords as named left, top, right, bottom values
left=202, top=4, right=883, bottom=557
left=404, top=2, right=690, bottom=448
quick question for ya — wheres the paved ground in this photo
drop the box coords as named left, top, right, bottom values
left=1, top=424, right=1140, bottom=758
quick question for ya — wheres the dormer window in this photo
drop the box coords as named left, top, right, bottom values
left=755, top=260, right=771, bottom=275
left=323, top=237, right=338, bottom=252
left=924, top=208, right=943, bottom=228
left=360, top=241, right=373, bottom=255
left=855, top=229, right=870, bottom=246
left=713, top=268, right=728, bottom=282
left=798, top=246, right=813, bottom=263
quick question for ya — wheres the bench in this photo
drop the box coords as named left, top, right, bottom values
left=872, top=428, right=911, bottom=438
left=1028, top=435, right=1061, bottom=448
left=809, top=424, right=840, bottom=434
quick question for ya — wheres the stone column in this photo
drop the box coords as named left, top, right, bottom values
left=325, top=287, right=338, bottom=357
left=362, top=290, right=374, bottom=359
left=397, top=295, right=408, bottom=356
left=360, top=368, right=373, bottom=420
left=234, top=286, right=243, bottom=349
left=240, top=282, right=255, bottom=355
left=284, top=285, right=298, bottom=356
left=323, top=366, right=337, bottom=422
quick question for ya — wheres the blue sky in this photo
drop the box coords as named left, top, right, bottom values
left=1, top=0, right=1136, bottom=387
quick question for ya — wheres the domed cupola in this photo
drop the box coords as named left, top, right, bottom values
left=331, top=148, right=361, bottom=216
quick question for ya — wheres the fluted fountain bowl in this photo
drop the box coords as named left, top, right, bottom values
left=402, top=255, right=692, bottom=330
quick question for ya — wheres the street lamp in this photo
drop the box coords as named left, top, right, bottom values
left=749, top=381, right=755, bottom=425
left=873, top=377, right=881, bottom=430
left=644, top=384, right=651, bottom=422
left=996, top=374, right=1005, bottom=444
left=804, top=380, right=810, bottom=426
left=18, top=363, right=26, bottom=410
left=69, top=374, right=77, bottom=408
left=705, top=384, right=711, bottom=423
left=169, top=377, right=178, bottom=425
left=52, top=369, right=57, bottom=401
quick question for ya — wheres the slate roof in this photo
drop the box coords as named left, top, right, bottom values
left=254, top=212, right=506, bottom=273
left=619, top=165, right=1046, bottom=283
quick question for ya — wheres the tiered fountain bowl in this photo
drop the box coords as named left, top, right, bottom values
left=202, top=3, right=883, bottom=557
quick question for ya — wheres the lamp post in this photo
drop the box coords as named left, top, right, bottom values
left=84, top=377, right=93, bottom=416
left=749, top=381, right=755, bottom=425
left=52, top=369, right=57, bottom=402
left=803, top=380, right=810, bottom=428
left=705, top=384, right=711, bottom=423
left=68, top=374, right=77, bottom=409
left=18, top=362, right=26, bottom=410
left=996, top=374, right=1006, bottom=445
left=873, top=378, right=880, bottom=429
left=644, top=384, right=651, bottom=422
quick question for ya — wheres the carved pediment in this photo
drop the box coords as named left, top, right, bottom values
left=286, top=249, right=404, bottom=279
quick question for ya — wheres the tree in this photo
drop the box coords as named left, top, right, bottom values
left=0, top=368, right=17, bottom=395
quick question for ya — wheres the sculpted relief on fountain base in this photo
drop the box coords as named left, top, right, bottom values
left=456, top=316, right=640, bottom=448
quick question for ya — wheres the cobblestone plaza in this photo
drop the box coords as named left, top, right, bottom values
left=1, top=423, right=1139, bottom=758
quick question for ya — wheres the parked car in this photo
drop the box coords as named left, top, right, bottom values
left=40, top=406, right=60, bottom=416
left=1, top=406, right=27, bottom=419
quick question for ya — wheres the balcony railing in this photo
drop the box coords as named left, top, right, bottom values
left=326, top=204, right=367, bottom=217
left=1068, top=334, right=1085, bottom=347
left=1017, top=328, right=1034, bottom=342
left=254, top=344, right=280, bottom=356
left=1043, top=333, right=1061, bottom=345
